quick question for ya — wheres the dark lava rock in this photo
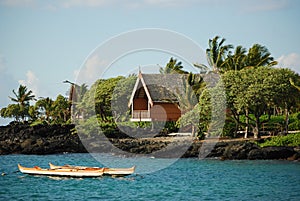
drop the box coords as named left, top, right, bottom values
left=248, top=146, right=296, bottom=160
left=0, top=123, right=87, bottom=155
left=1, top=123, right=298, bottom=160
left=221, top=141, right=259, bottom=160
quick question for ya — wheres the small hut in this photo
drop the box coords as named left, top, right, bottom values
left=128, top=72, right=186, bottom=122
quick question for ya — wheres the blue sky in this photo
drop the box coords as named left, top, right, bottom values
left=0, top=0, right=300, bottom=125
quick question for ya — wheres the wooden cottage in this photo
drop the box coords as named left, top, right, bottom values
left=128, top=72, right=185, bottom=122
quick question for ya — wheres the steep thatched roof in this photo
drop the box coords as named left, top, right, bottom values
left=128, top=72, right=220, bottom=107
left=141, top=74, right=185, bottom=102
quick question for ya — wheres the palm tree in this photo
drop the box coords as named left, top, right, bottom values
left=73, top=83, right=88, bottom=119
left=9, top=85, right=36, bottom=121
left=52, top=95, right=71, bottom=123
left=75, top=83, right=88, bottom=102
left=176, top=77, right=199, bottom=137
left=223, top=45, right=247, bottom=71
left=194, top=36, right=233, bottom=73
left=244, top=44, right=277, bottom=68
left=9, top=85, right=36, bottom=107
left=159, top=57, right=187, bottom=74
left=35, top=97, right=54, bottom=122
left=187, top=72, right=206, bottom=99
left=177, top=77, right=198, bottom=114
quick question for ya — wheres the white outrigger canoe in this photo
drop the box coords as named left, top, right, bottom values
left=49, top=163, right=135, bottom=177
left=18, top=164, right=104, bottom=177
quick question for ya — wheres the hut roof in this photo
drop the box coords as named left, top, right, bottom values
left=128, top=72, right=220, bottom=107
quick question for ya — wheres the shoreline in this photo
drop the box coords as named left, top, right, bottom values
left=0, top=123, right=299, bottom=161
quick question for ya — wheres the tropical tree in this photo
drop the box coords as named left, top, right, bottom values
left=63, top=81, right=88, bottom=119
left=8, top=85, right=36, bottom=121
left=269, top=68, right=300, bottom=133
left=244, top=44, right=278, bottom=68
left=78, top=77, right=124, bottom=122
left=77, top=81, right=99, bottom=120
left=180, top=76, right=199, bottom=112
left=178, top=87, right=225, bottom=138
left=9, top=85, right=35, bottom=106
left=222, top=45, right=247, bottom=71
left=177, top=75, right=226, bottom=138
left=75, top=83, right=88, bottom=103
left=194, top=36, right=233, bottom=73
left=72, top=83, right=88, bottom=119
left=290, top=78, right=300, bottom=91
left=224, top=67, right=300, bottom=138
left=222, top=70, right=244, bottom=136
left=159, top=57, right=187, bottom=74
left=186, top=72, right=206, bottom=99
left=111, top=75, right=137, bottom=121
left=0, top=104, right=22, bottom=121
left=51, top=95, right=71, bottom=123
left=28, top=105, right=39, bottom=121
left=235, top=67, right=276, bottom=138
left=35, top=97, right=54, bottom=122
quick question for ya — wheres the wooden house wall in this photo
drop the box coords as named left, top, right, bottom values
left=150, top=103, right=181, bottom=121
left=133, top=98, right=148, bottom=110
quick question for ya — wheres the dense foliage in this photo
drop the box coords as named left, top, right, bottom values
left=222, top=67, right=300, bottom=138
left=1, top=35, right=300, bottom=140
left=259, top=133, right=300, bottom=147
left=0, top=83, right=88, bottom=125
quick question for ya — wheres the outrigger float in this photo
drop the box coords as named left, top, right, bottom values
left=18, top=163, right=135, bottom=177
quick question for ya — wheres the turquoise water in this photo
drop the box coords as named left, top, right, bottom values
left=0, top=154, right=299, bottom=201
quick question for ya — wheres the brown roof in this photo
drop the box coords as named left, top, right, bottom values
left=141, top=74, right=185, bottom=102
left=128, top=72, right=220, bottom=107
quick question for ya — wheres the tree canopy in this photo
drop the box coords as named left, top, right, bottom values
left=1, top=35, right=300, bottom=140
left=222, top=67, right=300, bottom=138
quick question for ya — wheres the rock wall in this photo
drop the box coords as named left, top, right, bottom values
left=105, top=138, right=300, bottom=160
left=1, top=123, right=299, bottom=160
left=0, top=123, right=86, bottom=154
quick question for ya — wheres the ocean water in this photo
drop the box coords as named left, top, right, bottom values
left=0, top=153, right=299, bottom=201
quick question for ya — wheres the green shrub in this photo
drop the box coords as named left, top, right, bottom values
left=259, top=133, right=300, bottom=147
left=289, top=121, right=300, bottom=131
left=288, top=112, right=300, bottom=131
left=30, top=119, right=47, bottom=126
left=76, top=116, right=103, bottom=137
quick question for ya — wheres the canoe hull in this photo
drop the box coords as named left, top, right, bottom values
left=18, top=164, right=104, bottom=177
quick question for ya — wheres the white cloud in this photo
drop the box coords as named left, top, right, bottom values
left=277, top=53, right=300, bottom=74
left=18, top=70, right=40, bottom=97
left=74, top=54, right=108, bottom=86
